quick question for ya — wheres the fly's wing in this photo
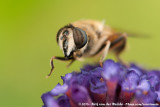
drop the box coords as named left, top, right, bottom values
left=112, top=27, right=150, bottom=38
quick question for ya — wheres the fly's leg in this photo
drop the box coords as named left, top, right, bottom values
left=99, top=41, right=111, bottom=67
left=66, top=59, right=75, bottom=68
left=47, top=56, right=73, bottom=78
left=110, top=33, right=129, bottom=67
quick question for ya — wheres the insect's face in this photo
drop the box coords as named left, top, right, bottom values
left=57, top=25, right=88, bottom=58
left=57, top=28, right=75, bottom=58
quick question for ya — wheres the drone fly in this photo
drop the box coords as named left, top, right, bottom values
left=47, top=20, right=127, bottom=77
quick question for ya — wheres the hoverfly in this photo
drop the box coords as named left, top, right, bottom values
left=47, top=20, right=127, bottom=77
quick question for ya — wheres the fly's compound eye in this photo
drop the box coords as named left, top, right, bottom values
left=73, top=28, right=88, bottom=49
left=63, top=30, right=69, bottom=36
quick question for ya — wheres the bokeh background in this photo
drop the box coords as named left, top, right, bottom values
left=0, top=0, right=160, bottom=107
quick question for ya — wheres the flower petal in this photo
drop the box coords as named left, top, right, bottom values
left=61, top=73, right=72, bottom=84
left=155, top=82, right=160, bottom=102
left=67, top=84, right=93, bottom=107
left=102, top=59, right=125, bottom=82
left=50, top=83, right=68, bottom=96
left=137, top=79, right=151, bottom=92
left=57, top=95, right=71, bottom=107
left=41, top=93, right=59, bottom=107
left=122, top=70, right=140, bottom=92
left=135, top=88, right=158, bottom=104
left=147, top=71, right=160, bottom=88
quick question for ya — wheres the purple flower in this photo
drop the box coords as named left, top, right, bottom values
left=147, top=71, right=160, bottom=88
left=41, top=59, right=160, bottom=107
left=61, top=73, right=72, bottom=84
left=102, top=59, right=126, bottom=82
left=90, top=77, right=107, bottom=94
left=49, top=83, right=68, bottom=96
left=57, top=95, right=71, bottom=107
left=41, top=93, right=59, bottom=107
left=67, top=84, right=93, bottom=107
left=136, top=79, right=151, bottom=92
left=122, top=70, right=140, bottom=92
left=155, top=83, right=160, bottom=102
left=129, top=63, right=146, bottom=76
left=135, top=89, right=158, bottom=106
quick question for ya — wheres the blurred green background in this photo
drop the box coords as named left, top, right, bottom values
left=0, top=0, right=160, bottom=107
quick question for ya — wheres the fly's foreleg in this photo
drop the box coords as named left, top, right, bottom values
left=66, top=59, right=75, bottom=68
left=47, top=56, right=73, bottom=78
